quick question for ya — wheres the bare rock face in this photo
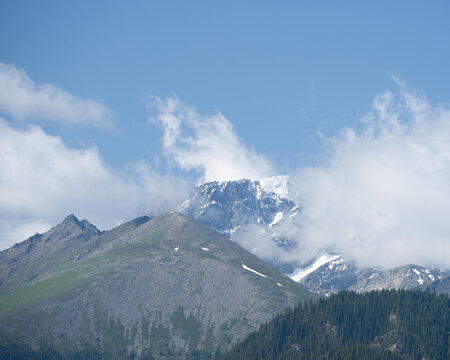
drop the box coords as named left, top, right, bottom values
left=179, top=178, right=296, bottom=234
left=0, top=212, right=314, bottom=359
left=178, top=178, right=300, bottom=275
left=297, top=257, right=449, bottom=297
left=350, top=265, right=448, bottom=292
left=425, top=274, right=450, bottom=295
left=297, top=257, right=358, bottom=297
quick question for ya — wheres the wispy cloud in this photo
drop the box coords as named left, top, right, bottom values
left=146, top=95, right=274, bottom=183
left=286, top=80, right=450, bottom=269
left=0, top=119, right=191, bottom=249
left=0, top=62, right=116, bottom=131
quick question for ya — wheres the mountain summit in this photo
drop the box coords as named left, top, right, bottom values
left=179, top=177, right=296, bottom=235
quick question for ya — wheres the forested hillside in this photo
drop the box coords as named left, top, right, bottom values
left=220, top=290, right=449, bottom=360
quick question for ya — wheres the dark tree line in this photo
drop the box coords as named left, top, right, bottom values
left=219, top=289, right=449, bottom=360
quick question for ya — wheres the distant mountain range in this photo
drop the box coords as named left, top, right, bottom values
left=295, top=255, right=449, bottom=297
left=178, top=178, right=450, bottom=297
left=0, top=212, right=314, bottom=359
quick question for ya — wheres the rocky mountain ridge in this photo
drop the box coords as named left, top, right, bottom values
left=294, top=255, right=449, bottom=296
left=179, top=177, right=296, bottom=235
left=0, top=214, right=101, bottom=295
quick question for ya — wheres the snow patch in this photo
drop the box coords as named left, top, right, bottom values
left=269, top=212, right=284, bottom=227
left=328, top=258, right=343, bottom=270
left=242, top=264, right=268, bottom=278
left=290, top=253, right=340, bottom=282
left=178, top=199, right=190, bottom=211
left=417, top=277, right=424, bottom=285
left=230, top=225, right=241, bottom=234
left=174, top=247, right=179, bottom=252
left=201, top=247, right=210, bottom=251
left=412, top=268, right=421, bottom=276
left=260, top=175, right=290, bottom=199
left=277, top=283, right=282, bottom=287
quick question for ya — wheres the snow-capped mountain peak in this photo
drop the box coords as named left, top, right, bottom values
left=178, top=178, right=296, bottom=235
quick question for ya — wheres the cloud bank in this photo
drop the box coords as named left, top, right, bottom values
left=0, top=63, right=116, bottom=131
left=0, top=119, right=191, bottom=249
left=287, top=81, right=450, bottom=269
left=147, top=95, right=274, bottom=183
left=2, top=62, right=449, bottom=271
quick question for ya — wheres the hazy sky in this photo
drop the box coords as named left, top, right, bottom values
left=1, top=1, right=450, bottom=267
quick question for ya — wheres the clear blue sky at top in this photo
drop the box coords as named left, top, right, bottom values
left=1, top=0, right=449, bottom=174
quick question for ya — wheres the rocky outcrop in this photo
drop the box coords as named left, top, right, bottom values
left=179, top=178, right=296, bottom=235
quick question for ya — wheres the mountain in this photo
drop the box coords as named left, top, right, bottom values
left=350, top=264, right=449, bottom=293
left=292, top=255, right=449, bottom=297
left=179, top=176, right=296, bottom=235
left=220, top=289, right=449, bottom=360
left=0, top=212, right=314, bottom=359
left=178, top=176, right=299, bottom=273
left=178, top=178, right=449, bottom=296
left=426, top=275, right=450, bottom=295
left=291, top=254, right=358, bottom=297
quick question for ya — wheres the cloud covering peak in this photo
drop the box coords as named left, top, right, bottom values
left=146, top=95, right=274, bottom=183
left=288, top=82, right=450, bottom=269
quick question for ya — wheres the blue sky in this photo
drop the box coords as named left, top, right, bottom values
left=2, top=1, right=449, bottom=170
left=1, top=1, right=450, bottom=267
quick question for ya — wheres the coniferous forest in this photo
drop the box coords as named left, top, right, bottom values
left=220, top=290, right=449, bottom=360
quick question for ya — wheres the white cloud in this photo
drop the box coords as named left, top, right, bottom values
left=0, top=119, right=191, bottom=249
left=0, top=63, right=116, bottom=131
left=146, top=95, right=274, bottom=183
left=288, top=82, right=450, bottom=269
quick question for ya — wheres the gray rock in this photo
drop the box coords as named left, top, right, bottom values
left=350, top=265, right=448, bottom=292
left=298, top=258, right=449, bottom=296
left=179, top=179, right=296, bottom=234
